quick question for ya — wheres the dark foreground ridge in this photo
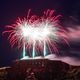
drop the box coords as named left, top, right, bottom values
left=0, top=59, right=80, bottom=80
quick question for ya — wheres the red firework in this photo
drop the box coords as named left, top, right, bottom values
left=3, top=9, right=69, bottom=56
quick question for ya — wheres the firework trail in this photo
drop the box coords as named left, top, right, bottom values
left=3, top=9, right=68, bottom=59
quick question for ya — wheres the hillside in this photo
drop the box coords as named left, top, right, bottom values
left=0, top=59, right=80, bottom=80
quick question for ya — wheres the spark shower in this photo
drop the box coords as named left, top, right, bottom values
left=3, top=9, right=68, bottom=59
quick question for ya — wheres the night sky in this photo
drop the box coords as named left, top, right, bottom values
left=0, top=0, right=80, bottom=67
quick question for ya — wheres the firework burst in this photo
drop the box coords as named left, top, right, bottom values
left=3, top=9, right=68, bottom=59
